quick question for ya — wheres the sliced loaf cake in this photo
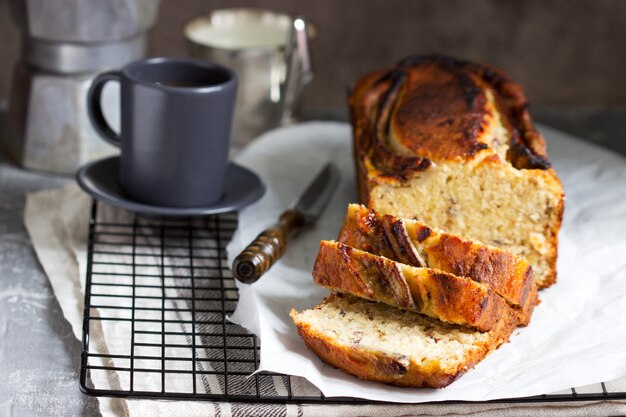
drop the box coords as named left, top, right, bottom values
left=291, top=204, right=540, bottom=388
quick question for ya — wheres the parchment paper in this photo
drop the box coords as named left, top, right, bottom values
left=226, top=121, right=626, bottom=403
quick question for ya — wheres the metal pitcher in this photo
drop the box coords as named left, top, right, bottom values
left=184, top=8, right=314, bottom=147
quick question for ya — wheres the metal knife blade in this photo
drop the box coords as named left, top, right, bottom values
left=291, top=162, right=340, bottom=221
left=232, top=162, right=340, bottom=283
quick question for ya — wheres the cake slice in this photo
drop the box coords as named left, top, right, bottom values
left=291, top=293, right=517, bottom=388
left=313, top=240, right=528, bottom=331
left=338, top=204, right=536, bottom=310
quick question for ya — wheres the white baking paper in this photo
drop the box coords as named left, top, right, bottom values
left=226, top=121, right=626, bottom=403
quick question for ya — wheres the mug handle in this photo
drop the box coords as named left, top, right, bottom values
left=87, top=71, right=122, bottom=147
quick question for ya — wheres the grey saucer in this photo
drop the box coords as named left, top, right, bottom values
left=76, top=156, right=265, bottom=217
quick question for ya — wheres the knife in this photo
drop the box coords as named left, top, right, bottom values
left=232, top=163, right=340, bottom=283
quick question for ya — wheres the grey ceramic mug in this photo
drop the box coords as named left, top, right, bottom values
left=87, top=57, right=237, bottom=207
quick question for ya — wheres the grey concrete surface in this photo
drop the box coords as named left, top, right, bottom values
left=0, top=154, right=102, bottom=416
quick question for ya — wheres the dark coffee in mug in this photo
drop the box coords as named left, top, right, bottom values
left=156, top=80, right=219, bottom=88
left=87, top=57, right=238, bottom=207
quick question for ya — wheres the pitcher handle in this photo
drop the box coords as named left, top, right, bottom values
left=280, top=16, right=314, bottom=124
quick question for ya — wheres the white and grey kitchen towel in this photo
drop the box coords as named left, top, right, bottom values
left=24, top=122, right=626, bottom=417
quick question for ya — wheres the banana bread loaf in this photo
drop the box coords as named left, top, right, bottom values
left=349, top=55, right=565, bottom=288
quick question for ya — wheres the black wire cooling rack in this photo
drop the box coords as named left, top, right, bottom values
left=80, top=201, right=626, bottom=404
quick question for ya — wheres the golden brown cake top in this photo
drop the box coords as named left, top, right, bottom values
left=349, top=55, right=551, bottom=179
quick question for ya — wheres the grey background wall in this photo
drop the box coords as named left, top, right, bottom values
left=1, top=0, right=624, bottom=109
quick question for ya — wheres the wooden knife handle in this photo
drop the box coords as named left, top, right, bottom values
left=232, top=209, right=306, bottom=283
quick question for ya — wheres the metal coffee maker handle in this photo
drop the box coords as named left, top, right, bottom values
left=279, top=16, right=314, bottom=124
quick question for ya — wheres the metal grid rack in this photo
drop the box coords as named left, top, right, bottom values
left=80, top=200, right=626, bottom=404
